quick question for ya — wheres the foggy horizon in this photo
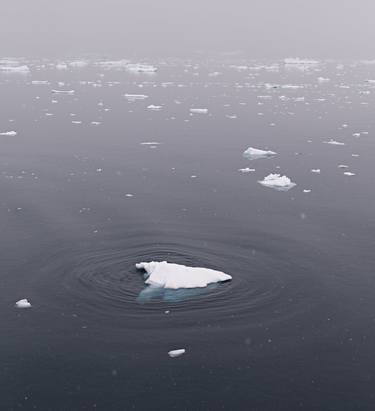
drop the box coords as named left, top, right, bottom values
left=1, top=0, right=374, bottom=59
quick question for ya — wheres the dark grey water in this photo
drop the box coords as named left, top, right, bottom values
left=1, top=58, right=375, bottom=410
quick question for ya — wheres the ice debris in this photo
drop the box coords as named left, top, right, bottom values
left=0, top=131, right=17, bottom=136
left=258, top=174, right=296, bottom=191
left=168, top=349, right=186, bottom=358
left=15, top=299, right=32, bottom=308
left=190, top=108, right=208, bottom=114
left=135, top=261, right=232, bottom=289
left=243, top=147, right=277, bottom=160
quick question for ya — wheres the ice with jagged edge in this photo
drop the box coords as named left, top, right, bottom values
left=258, top=174, right=296, bottom=191
left=126, top=63, right=157, bottom=73
left=243, top=147, right=277, bottom=160
left=136, top=261, right=232, bottom=289
left=0, top=65, right=30, bottom=73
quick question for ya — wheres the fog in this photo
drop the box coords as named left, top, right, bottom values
left=0, top=0, right=374, bottom=58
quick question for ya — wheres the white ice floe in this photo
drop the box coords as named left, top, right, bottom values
left=0, top=65, right=30, bottom=73
left=126, top=64, right=157, bottom=73
left=243, top=147, right=277, bottom=160
left=303, top=189, right=312, bottom=193
left=135, top=261, right=232, bottom=289
left=0, top=131, right=17, bottom=136
left=69, top=60, right=88, bottom=68
left=323, top=139, right=345, bottom=146
left=338, top=164, right=348, bottom=169
left=147, top=105, right=162, bottom=110
left=15, top=299, right=31, bottom=308
left=311, top=169, right=321, bottom=174
left=317, top=77, right=330, bottom=82
left=344, top=172, right=355, bottom=176
left=284, top=58, right=319, bottom=65
left=238, top=167, right=255, bottom=173
left=96, top=59, right=130, bottom=68
left=52, top=89, right=75, bottom=95
left=258, top=174, right=296, bottom=191
left=168, top=349, right=186, bottom=358
left=31, top=80, right=49, bottom=85
left=124, top=94, right=148, bottom=101
left=141, top=141, right=160, bottom=145
left=190, top=108, right=208, bottom=114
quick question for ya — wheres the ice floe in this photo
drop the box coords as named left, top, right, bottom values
left=0, top=65, right=30, bottom=73
left=52, top=89, right=75, bottom=95
left=15, top=299, right=32, bottom=308
left=168, top=349, right=186, bottom=358
left=258, top=174, right=296, bottom=191
left=323, top=139, right=345, bottom=146
left=238, top=167, right=255, bottom=173
left=135, top=261, right=232, bottom=289
left=124, top=94, right=148, bottom=101
left=0, top=131, right=17, bottom=136
left=126, top=64, right=157, bottom=73
left=190, top=108, right=208, bottom=114
left=243, top=147, right=277, bottom=160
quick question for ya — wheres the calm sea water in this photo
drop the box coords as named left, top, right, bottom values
left=1, top=58, right=375, bottom=410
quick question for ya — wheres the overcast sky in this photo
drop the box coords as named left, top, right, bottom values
left=0, top=0, right=374, bottom=58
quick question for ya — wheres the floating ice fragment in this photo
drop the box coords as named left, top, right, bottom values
left=0, top=131, right=17, bottom=136
left=243, top=147, right=277, bottom=160
left=284, top=58, right=319, bottom=65
left=258, top=174, right=296, bottom=191
left=317, top=77, right=330, bottom=82
left=135, top=261, right=232, bottom=289
left=168, top=349, right=185, bottom=358
left=52, top=89, right=75, bottom=95
left=31, top=80, right=49, bottom=85
left=126, top=64, right=157, bottom=73
left=344, top=172, right=355, bottom=176
left=190, top=108, right=208, bottom=114
left=124, top=94, right=148, bottom=101
left=311, top=169, right=321, bottom=174
left=0, top=65, right=30, bottom=73
left=147, top=105, right=162, bottom=111
left=15, top=299, right=31, bottom=308
left=141, top=142, right=160, bottom=145
left=303, top=189, right=312, bottom=193
left=323, top=139, right=345, bottom=146
left=238, top=167, right=255, bottom=173
left=338, top=164, right=348, bottom=169
left=69, top=60, right=88, bottom=68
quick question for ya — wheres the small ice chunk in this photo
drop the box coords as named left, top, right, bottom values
left=303, top=189, right=312, bottom=193
left=124, top=94, right=148, bottom=101
left=324, top=139, right=345, bottom=146
left=190, top=108, right=208, bottom=114
left=168, top=349, right=185, bottom=358
left=311, top=169, right=321, bottom=173
left=15, top=299, right=31, bottom=308
left=0, top=131, right=17, bottom=136
left=135, top=261, right=232, bottom=289
left=31, top=80, right=49, bottom=85
left=52, top=89, right=75, bottom=95
left=126, top=64, right=157, bottom=73
left=338, top=164, right=348, bottom=169
left=243, top=147, right=277, bottom=160
left=0, top=65, right=30, bottom=73
left=238, top=167, right=255, bottom=173
left=258, top=174, right=296, bottom=191
left=147, top=105, right=162, bottom=111
left=141, top=142, right=160, bottom=145
left=344, top=172, right=355, bottom=176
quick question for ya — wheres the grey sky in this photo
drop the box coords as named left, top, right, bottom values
left=0, top=0, right=374, bottom=58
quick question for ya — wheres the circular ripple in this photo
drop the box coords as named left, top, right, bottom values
left=31, top=227, right=323, bottom=330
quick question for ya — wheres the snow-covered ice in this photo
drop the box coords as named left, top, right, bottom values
left=0, top=65, right=30, bottom=73
left=243, top=147, right=277, bottom=160
left=0, top=131, right=17, bottom=136
left=168, top=349, right=186, bottom=358
left=15, top=299, right=31, bottom=308
left=135, top=261, right=232, bottom=289
left=324, top=139, right=345, bottom=146
left=52, top=89, right=75, bottom=95
left=190, top=108, right=208, bottom=114
left=258, top=174, right=296, bottom=191
left=238, top=167, right=255, bottom=173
